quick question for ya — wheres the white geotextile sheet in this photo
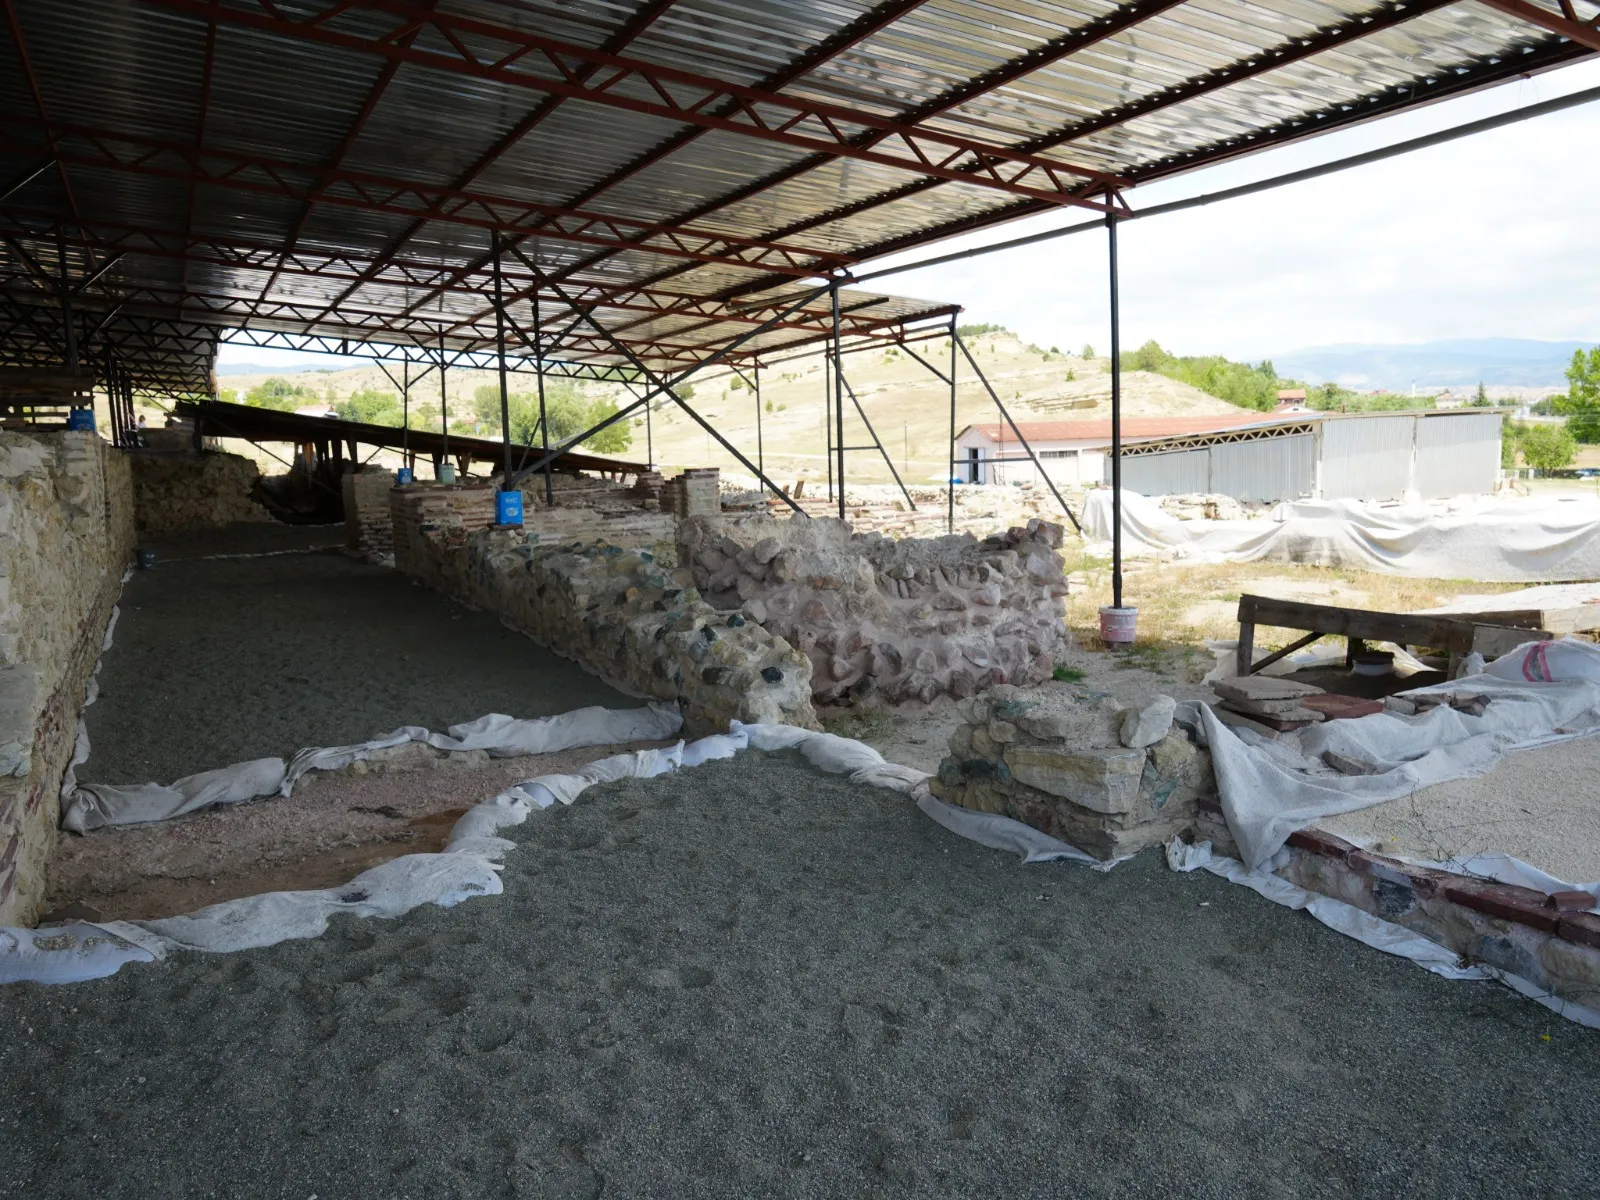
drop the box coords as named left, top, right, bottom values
left=1167, top=838, right=1600, bottom=1030
left=60, top=704, right=684, bottom=833
left=1082, top=489, right=1600, bottom=581
left=1205, top=639, right=1600, bottom=870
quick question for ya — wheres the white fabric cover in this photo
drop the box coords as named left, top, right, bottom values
left=1205, top=639, right=1600, bottom=870
left=1083, top=489, right=1600, bottom=582
left=61, top=704, right=684, bottom=832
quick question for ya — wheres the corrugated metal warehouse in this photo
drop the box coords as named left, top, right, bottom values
left=1116, top=410, right=1503, bottom=502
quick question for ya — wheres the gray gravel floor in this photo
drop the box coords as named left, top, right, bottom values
left=4, top=752, right=1596, bottom=1199
left=84, top=525, right=636, bottom=784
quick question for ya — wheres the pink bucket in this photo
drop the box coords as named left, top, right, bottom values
left=1099, top=605, right=1138, bottom=645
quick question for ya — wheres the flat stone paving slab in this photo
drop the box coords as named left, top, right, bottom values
left=4, top=752, right=1597, bottom=1199
left=83, top=525, right=637, bottom=784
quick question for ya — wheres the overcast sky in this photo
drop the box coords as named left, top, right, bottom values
left=216, top=59, right=1600, bottom=372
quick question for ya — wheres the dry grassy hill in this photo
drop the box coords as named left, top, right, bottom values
left=207, top=330, right=1250, bottom=485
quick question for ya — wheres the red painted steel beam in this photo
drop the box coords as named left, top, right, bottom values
left=0, top=114, right=850, bottom=276
left=389, top=0, right=933, bottom=323
left=1475, top=0, right=1600, bottom=49
left=138, top=0, right=1123, bottom=210
left=535, top=0, right=1188, bottom=310
left=311, top=0, right=683, bottom=324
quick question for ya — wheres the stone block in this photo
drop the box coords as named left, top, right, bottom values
left=1002, top=744, right=1145, bottom=814
left=1119, top=694, right=1175, bottom=748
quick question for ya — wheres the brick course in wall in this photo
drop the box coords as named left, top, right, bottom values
left=0, top=432, right=134, bottom=924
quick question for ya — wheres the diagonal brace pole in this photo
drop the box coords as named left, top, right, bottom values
left=954, top=332, right=1083, bottom=535
left=835, top=370, right=915, bottom=511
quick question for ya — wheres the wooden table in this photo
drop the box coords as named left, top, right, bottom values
left=1235, top=594, right=1551, bottom=678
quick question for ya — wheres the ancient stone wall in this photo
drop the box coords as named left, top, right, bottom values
left=343, top=468, right=397, bottom=562
left=928, top=685, right=1213, bottom=860
left=677, top=515, right=1070, bottom=705
left=130, top=449, right=273, bottom=535
left=0, top=432, right=135, bottom=924
left=396, top=518, right=816, bottom=735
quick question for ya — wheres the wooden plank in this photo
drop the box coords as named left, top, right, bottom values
left=1470, top=623, right=1552, bottom=659
left=1238, top=594, right=1479, bottom=653
left=1236, top=620, right=1255, bottom=678
left=1455, top=606, right=1600, bottom=636
left=1246, top=629, right=1325, bottom=676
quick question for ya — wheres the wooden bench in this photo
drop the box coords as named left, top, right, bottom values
left=1235, top=594, right=1551, bottom=679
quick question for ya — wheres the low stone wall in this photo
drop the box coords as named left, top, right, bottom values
left=1, top=432, right=134, bottom=924
left=677, top=515, right=1070, bottom=705
left=131, top=449, right=273, bottom=535
left=928, top=685, right=1212, bottom=860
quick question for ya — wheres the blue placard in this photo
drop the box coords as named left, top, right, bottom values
left=68, top=408, right=96, bottom=431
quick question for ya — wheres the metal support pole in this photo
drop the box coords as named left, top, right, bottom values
left=1108, top=211, right=1123, bottom=610
left=836, top=371, right=915, bottom=511
left=437, top=335, right=449, bottom=474
left=823, top=353, right=833, bottom=503
left=754, top=360, right=763, bottom=477
left=645, top=380, right=653, bottom=468
left=533, top=293, right=552, bottom=506
left=954, top=333, right=1083, bottom=534
left=491, top=231, right=512, bottom=487
left=947, top=313, right=957, bottom=535
left=831, top=283, right=845, bottom=521
left=55, top=239, right=78, bottom=373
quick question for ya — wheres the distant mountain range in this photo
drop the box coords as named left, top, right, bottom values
left=1266, top=338, right=1594, bottom=392
left=215, top=360, right=352, bottom=377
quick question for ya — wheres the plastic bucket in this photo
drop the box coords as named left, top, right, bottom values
left=1099, top=605, right=1139, bottom=645
left=396, top=467, right=414, bottom=486
left=68, top=408, right=96, bottom=432
left=496, top=489, right=524, bottom=527
left=438, top=463, right=457, bottom=484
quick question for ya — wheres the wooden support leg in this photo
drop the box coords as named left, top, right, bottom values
left=1237, top=621, right=1256, bottom=677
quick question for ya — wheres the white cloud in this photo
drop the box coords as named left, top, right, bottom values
left=870, top=60, right=1600, bottom=360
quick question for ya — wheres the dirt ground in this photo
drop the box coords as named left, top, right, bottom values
left=6, top=752, right=1598, bottom=1199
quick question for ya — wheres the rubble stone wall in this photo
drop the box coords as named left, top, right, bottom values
left=131, top=449, right=273, bottom=535
left=677, top=515, right=1071, bottom=705
left=343, top=468, right=397, bottom=561
left=0, top=432, right=135, bottom=924
left=389, top=484, right=814, bottom=735
left=928, top=685, right=1214, bottom=860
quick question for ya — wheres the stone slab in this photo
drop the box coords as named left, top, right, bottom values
left=1213, top=677, right=1325, bottom=704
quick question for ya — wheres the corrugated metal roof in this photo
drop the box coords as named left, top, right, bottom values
left=1, top=0, right=1591, bottom=395
left=962, top=413, right=1290, bottom=442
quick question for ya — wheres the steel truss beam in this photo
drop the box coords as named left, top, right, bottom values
left=139, top=0, right=1123, bottom=211
left=1475, top=0, right=1600, bottom=51
left=0, top=115, right=850, bottom=277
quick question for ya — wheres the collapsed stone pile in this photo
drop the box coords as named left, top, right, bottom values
left=427, top=530, right=816, bottom=735
left=130, top=450, right=273, bottom=535
left=677, top=514, right=1071, bottom=705
left=929, top=684, right=1213, bottom=860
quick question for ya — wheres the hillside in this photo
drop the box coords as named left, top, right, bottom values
left=213, top=331, right=1245, bottom=486
left=1270, top=338, right=1593, bottom=392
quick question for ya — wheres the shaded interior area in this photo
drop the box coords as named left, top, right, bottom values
left=4, top=752, right=1598, bottom=1199
left=82, top=524, right=639, bottom=785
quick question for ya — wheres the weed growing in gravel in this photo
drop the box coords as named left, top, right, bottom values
left=821, top=707, right=897, bottom=742
left=1052, top=665, right=1087, bottom=683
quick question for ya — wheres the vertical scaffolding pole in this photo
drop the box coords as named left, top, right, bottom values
left=437, top=334, right=450, bottom=477
left=754, top=360, right=763, bottom=477
left=401, top=359, right=409, bottom=470
left=533, top=292, right=553, bottom=506
left=1107, top=211, right=1124, bottom=610
left=823, top=351, right=833, bottom=503
left=56, top=239, right=78, bottom=374
left=831, top=283, right=845, bottom=521
left=947, top=313, right=957, bottom=534
left=491, top=231, right=512, bottom=487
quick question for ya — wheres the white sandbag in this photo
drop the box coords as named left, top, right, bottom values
left=421, top=704, right=683, bottom=755
left=917, top=794, right=1107, bottom=867
left=0, top=921, right=163, bottom=986
left=62, top=757, right=288, bottom=834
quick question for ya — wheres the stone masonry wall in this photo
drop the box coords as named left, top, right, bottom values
left=343, top=467, right=397, bottom=562
left=928, top=685, right=1214, bottom=860
left=130, top=449, right=273, bottom=535
left=677, top=515, right=1071, bottom=705
left=0, top=432, right=134, bottom=924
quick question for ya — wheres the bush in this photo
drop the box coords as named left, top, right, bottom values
left=1121, top=340, right=1284, bottom=412
left=1513, top=422, right=1577, bottom=473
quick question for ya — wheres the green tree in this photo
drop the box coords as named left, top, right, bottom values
left=1081, top=344, right=1095, bottom=359
left=244, top=376, right=315, bottom=411
left=337, top=386, right=402, bottom=426
left=1474, top=381, right=1490, bottom=407
left=1555, top=347, right=1600, bottom=442
left=1120, top=339, right=1287, bottom=411
left=1515, top=422, right=1577, bottom=473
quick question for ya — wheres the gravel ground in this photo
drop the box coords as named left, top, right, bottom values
left=4, top=752, right=1597, bottom=1199
left=84, top=527, right=638, bottom=785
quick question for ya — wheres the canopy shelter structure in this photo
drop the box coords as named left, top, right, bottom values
left=2, top=0, right=1596, bottom=559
